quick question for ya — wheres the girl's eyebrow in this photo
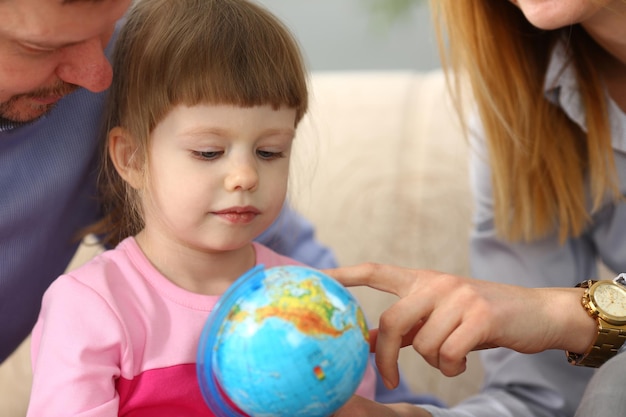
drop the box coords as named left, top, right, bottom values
left=178, top=127, right=296, bottom=139
left=177, top=127, right=231, bottom=139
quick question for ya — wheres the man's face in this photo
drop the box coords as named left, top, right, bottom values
left=0, top=0, right=131, bottom=122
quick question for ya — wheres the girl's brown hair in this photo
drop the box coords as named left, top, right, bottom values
left=431, top=0, right=619, bottom=243
left=93, top=0, right=309, bottom=246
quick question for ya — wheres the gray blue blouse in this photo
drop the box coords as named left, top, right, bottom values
left=423, top=39, right=626, bottom=417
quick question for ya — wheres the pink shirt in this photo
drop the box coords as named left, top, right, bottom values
left=27, top=237, right=375, bottom=416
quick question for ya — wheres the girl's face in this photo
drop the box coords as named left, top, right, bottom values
left=508, top=0, right=618, bottom=30
left=139, top=103, right=296, bottom=254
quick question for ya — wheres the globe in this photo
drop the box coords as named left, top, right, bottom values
left=197, top=264, right=370, bottom=417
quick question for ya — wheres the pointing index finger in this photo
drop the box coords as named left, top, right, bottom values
left=323, top=263, right=419, bottom=298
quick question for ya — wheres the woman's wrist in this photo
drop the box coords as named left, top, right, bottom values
left=387, top=403, right=433, bottom=417
left=544, top=287, right=596, bottom=353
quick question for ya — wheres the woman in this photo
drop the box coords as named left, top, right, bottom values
left=331, top=1, right=626, bottom=416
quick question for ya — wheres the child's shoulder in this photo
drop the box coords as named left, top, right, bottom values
left=52, top=237, right=142, bottom=293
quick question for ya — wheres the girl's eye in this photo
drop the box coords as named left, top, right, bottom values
left=257, top=150, right=284, bottom=160
left=193, top=150, right=223, bottom=160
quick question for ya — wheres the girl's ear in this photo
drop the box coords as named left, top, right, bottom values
left=109, top=127, right=143, bottom=190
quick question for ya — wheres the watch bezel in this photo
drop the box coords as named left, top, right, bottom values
left=587, top=280, right=626, bottom=325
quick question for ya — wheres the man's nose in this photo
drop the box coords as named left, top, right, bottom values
left=55, top=38, right=113, bottom=93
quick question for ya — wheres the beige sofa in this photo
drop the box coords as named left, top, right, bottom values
left=0, top=70, right=483, bottom=415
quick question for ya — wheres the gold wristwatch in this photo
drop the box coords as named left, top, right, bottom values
left=566, top=275, right=626, bottom=368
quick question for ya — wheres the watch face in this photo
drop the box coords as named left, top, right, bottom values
left=590, top=281, right=626, bottom=324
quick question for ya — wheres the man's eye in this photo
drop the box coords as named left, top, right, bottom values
left=257, top=150, right=284, bottom=160
left=193, top=150, right=223, bottom=160
left=19, top=43, right=56, bottom=55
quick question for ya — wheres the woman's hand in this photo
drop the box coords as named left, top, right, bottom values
left=332, top=396, right=431, bottom=417
left=325, top=263, right=594, bottom=388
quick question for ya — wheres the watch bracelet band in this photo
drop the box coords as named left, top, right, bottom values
left=567, top=326, right=626, bottom=367
left=566, top=279, right=626, bottom=367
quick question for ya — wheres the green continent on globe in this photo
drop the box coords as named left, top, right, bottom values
left=355, top=306, right=369, bottom=341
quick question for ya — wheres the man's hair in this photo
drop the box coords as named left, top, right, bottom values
left=94, top=0, right=309, bottom=245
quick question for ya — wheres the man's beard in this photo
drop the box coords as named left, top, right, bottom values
left=0, top=81, right=78, bottom=123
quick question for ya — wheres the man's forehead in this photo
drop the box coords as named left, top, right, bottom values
left=0, top=0, right=128, bottom=44
left=0, top=0, right=114, bottom=8
left=0, top=0, right=106, bottom=3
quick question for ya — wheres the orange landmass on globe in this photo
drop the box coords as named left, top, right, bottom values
left=225, top=276, right=369, bottom=342
left=254, top=277, right=354, bottom=339
left=256, top=304, right=343, bottom=337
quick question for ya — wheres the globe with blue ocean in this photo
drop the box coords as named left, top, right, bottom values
left=197, top=264, right=370, bottom=417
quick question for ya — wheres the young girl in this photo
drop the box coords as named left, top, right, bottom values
left=25, top=0, right=375, bottom=415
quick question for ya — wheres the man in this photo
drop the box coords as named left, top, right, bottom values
left=1, top=0, right=130, bottom=362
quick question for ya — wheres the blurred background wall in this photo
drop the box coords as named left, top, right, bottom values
left=256, top=0, right=440, bottom=71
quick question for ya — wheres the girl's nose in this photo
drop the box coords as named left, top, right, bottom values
left=224, top=161, right=259, bottom=192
